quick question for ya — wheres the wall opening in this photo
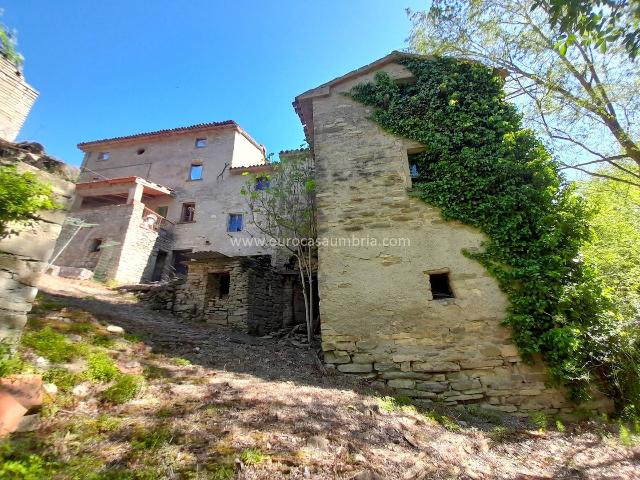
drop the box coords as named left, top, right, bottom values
left=151, top=250, right=168, bottom=282
left=428, top=272, right=454, bottom=299
left=181, top=202, right=196, bottom=222
left=172, top=249, right=192, bottom=276
left=206, top=272, right=231, bottom=299
left=89, top=238, right=103, bottom=252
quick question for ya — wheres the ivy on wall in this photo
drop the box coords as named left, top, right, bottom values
left=350, top=57, right=635, bottom=408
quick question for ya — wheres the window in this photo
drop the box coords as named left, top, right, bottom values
left=429, top=272, right=454, bottom=299
left=189, top=164, right=203, bottom=181
left=98, top=152, right=110, bottom=161
left=195, top=138, right=207, bottom=148
left=89, top=238, right=102, bottom=252
left=255, top=177, right=270, bottom=190
left=206, top=272, right=231, bottom=299
left=181, top=203, right=196, bottom=223
left=227, top=213, right=243, bottom=232
left=407, top=150, right=430, bottom=181
left=155, top=206, right=168, bottom=218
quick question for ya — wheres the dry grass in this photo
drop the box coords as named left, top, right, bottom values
left=2, top=275, right=638, bottom=479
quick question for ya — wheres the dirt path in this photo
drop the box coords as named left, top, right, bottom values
left=29, top=275, right=640, bottom=479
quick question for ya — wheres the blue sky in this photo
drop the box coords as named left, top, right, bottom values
left=2, top=1, right=426, bottom=166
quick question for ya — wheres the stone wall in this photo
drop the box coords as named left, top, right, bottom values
left=304, top=60, right=610, bottom=415
left=0, top=143, right=73, bottom=344
left=53, top=201, right=173, bottom=284
left=146, top=255, right=288, bottom=335
left=0, top=56, right=38, bottom=142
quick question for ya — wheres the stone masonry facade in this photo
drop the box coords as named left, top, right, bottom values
left=294, top=52, right=611, bottom=415
left=0, top=56, right=38, bottom=142
left=149, top=255, right=286, bottom=335
left=0, top=143, right=74, bottom=344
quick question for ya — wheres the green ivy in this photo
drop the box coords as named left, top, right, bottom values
left=350, top=57, right=634, bottom=407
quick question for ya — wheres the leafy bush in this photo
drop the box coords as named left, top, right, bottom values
left=351, top=56, right=639, bottom=409
left=21, top=327, right=80, bottom=363
left=0, top=164, right=57, bottom=238
left=0, top=437, right=49, bottom=480
left=102, top=374, right=143, bottom=404
left=85, top=352, right=119, bottom=382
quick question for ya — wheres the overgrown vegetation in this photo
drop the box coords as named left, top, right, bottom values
left=351, top=57, right=640, bottom=412
left=0, top=164, right=58, bottom=238
left=101, top=374, right=143, bottom=404
left=21, top=327, right=83, bottom=363
left=0, top=19, right=23, bottom=68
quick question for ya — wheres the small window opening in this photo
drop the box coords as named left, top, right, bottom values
left=255, top=176, right=270, bottom=190
left=189, top=164, right=203, bottom=180
left=227, top=213, right=243, bottom=232
left=407, top=150, right=430, bottom=181
left=181, top=203, right=196, bottom=223
left=206, top=272, right=230, bottom=299
left=137, top=148, right=146, bottom=155
left=195, top=138, right=207, bottom=148
left=89, top=238, right=103, bottom=252
left=429, top=272, right=454, bottom=299
left=99, top=152, right=110, bottom=161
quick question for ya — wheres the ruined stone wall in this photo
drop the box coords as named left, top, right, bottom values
left=309, top=62, right=609, bottom=415
left=0, top=147, right=73, bottom=343
left=0, top=57, right=38, bottom=142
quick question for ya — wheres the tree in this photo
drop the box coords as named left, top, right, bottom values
left=241, top=151, right=317, bottom=343
left=0, top=164, right=58, bottom=238
left=537, top=0, right=640, bottom=60
left=408, top=0, right=640, bottom=187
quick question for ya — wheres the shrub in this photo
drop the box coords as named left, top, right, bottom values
left=0, top=341, right=24, bottom=378
left=174, top=357, right=191, bottom=366
left=0, top=164, right=57, bottom=238
left=85, top=352, right=119, bottom=382
left=91, top=335, right=116, bottom=348
left=42, top=368, right=82, bottom=391
left=102, top=374, right=143, bottom=404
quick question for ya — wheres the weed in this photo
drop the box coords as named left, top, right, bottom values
left=240, top=447, right=268, bottom=465
left=102, top=374, right=143, bottom=404
left=555, top=419, right=566, bottom=432
left=618, top=424, right=639, bottom=447
left=43, top=368, right=82, bottom=391
left=377, top=395, right=412, bottom=412
left=91, top=335, right=116, bottom=348
left=124, top=333, right=142, bottom=343
left=0, top=436, right=50, bottom=479
left=143, top=364, right=168, bottom=380
left=207, top=464, right=235, bottom=480
left=460, top=405, right=504, bottom=425
left=488, top=425, right=513, bottom=442
left=85, top=352, right=119, bottom=382
left=423, top=410, right=461, bottom=432
left=65, top=321, right=95, bottom=335
left=104, top=279, right=119, bottom=289
left=0, top=341, right=24, bottom=377
left=130, top=426, right=174, bottom=450
left=530, top=411, right=548, bottom=432
left=154, top=408, right=174, bottom=418
left=21, top=327, right=81, bottom=362
left=174, top=357, right=191, bottom=366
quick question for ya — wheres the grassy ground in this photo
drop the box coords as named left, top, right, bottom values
left=1, top=276, right=639, bottom=479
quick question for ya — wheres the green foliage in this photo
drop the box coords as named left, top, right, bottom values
left=555, top=419, right=566, bottom=432
left=376, top=395, right=412, bottom=412
left=530, top=411, right=548, bottom=431
left=0, top=22, right=24, bottom=67
left=0, top=341, right=24, bottom=378
left=102, top=374, right=143, bottom=404
left=423, top=410, right=462, bottom=432
left=208, top=464, right=235, bottom=480
left=130, top=426, right=173, bottom=450
left=535, top=0, right=640, bottom=59
left=0, top=165, right=57, bottom=238
left=85, top=352, right=119, bottom=382
left=0, top=437, right=48, bottom=480
left=350, top=57, right=634, bottom=407
left=42, top=368, right=82, bottom=391
left=91, top=335, right=116, bottom=348
left=21, top=327, right=81, bottom=363
left=173, top=357, right=191, bottom=366
left=240, top=447, right=268, bottom=465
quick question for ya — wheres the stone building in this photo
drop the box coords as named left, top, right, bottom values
left=0, top=56, right=38, bottom=142
left=292, top=51, right=608, bottom=414
left=54, top=121, right=275, bottom=284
